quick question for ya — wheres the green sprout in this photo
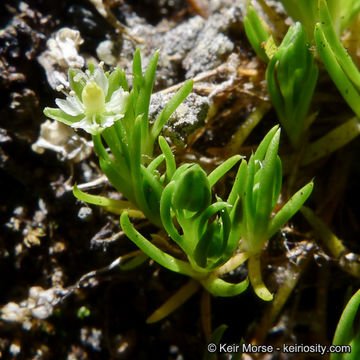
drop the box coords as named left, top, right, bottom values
left=43, top=49, right=314, bottom=320
left=280, top=0, right=360, bottom=40
left=244, top=2, right=272, bottom=62
left=120, top=141, right=249, bottom=309
left=245, top=1, right=360, bottom=156
left=266, top=22, right=318, bottom=148
left=331, top=288, right=360, bottom=360
left=231, top=126, right=313, bottom=300
left=44, top=50, right=193, bottom=227
left=121, top=127, right=313, bottom=309
left=315, top=0, right=360, bottom=118
left=302, top=0, right=360, bottom=162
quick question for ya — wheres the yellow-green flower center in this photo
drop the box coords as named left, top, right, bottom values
left=82, top=81, right=105, bottom=114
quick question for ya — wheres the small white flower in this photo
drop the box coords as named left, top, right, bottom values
left=44, top=65, right=129, bottom=135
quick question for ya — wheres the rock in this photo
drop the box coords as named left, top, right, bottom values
left=32, top=120, right=93, bottom=162
left=38, top=28, right=84, bottom=90
left=149, top=92, right=209, bottom=145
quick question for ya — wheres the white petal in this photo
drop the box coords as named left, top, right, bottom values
left=55, top=96, right=83, bottom=116
left=93, top=67, right=108, bottom=97
left=68, top=95, right=84, bottom=110
left=70, top=115, right=101, bottom=135
left=70, top=117, right=87, bottom=129
left=105, top=88, right=129, bottom=113
left=99, top=114, right=118, bottom=129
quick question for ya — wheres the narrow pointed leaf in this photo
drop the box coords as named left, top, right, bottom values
left=158, top=136, right=176, bottom=183
left=151, top=79, right=193, bottom=142
left=208, top=155, right=241, bottom=188
left=120, top=212, right=196, bottom=277
left=268, top=181, right=313, bottom=238
left=315, top=24, right=360, bottom=117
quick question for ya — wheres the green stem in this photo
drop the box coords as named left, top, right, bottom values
left=201, top=274, right=249, bottom=297
left=73, top=185, right=145, bottom=218
left=301, top=206, right=345, bottom=258
left=248, top=254, right=273, bottom=301
left=120, top=212, right=197, bottom=278
left=215, top=252, right=249, bottom=276
left=301, top=117, right=360, bottom=166
left=146, top=280, right=200, bottom=323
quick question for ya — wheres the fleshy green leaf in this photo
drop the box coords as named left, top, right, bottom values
left=120, top=212, right=197, bottom=277
left=151, top=79, right=193, bottom=142
left=244, top=3, right=271, bottom=62
left=106, top=68, right=129, bottom=101
left=201, top=274, right=249, bottom=297
left=160, top=182, right=184, bottom=247
left=172, top=164, right=211, bottom=213
left=331, top=289, right=360, bottom=360
left=315, top=26, right=360, bottom=117
left=268, top=181, right=313, bottom=238
left=254, top=125, right=279, bottom=161
left=208, top=155, right=241, bottom=188
left=254, top=128, right=281, bottom=236
left=267, top=23, right=318, bottom=147
left=73, top=185, right=144, bottom=217
left=158, top=136, right=176, bottom=183
left=136, top=51, right=159, bottom=145
left=227, top=159, right=247, bottom=206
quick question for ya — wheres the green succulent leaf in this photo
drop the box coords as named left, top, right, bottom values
left=106, top=68, right=129, bottom=101
left=132, top=48, right=144, bottom=89
left=149, top=153, right=165, bottom=170
left=207, top=155, right=241, bottom=188
left=280, top=0, right=360, bottom=40
left=201, top=274, right=249, bottom=297
left=172, top=164, right=212, bottom=213
left=136, top=51, right=159, bottom=142
left=331, top=289, right=360, bottom=360
left=266, top=23, right=318, bottom=147
left=227, top=159, right=248, bottom=206
left=120, top=212, right=197, bottom=277
left=151, top=79, right=194, bottom=145
left=160, top=181, right=184, bottom=248
left=268, top=181, right=314, bottom=238
left=158, top=136, right=176, bottom=183
left=244, top=3, right=271, bottom=62
left=315, top=0, right=360, bottom=118
left=73, top=185, right=144, bottom=217
left=193, top=202, right=230, bottom=268
left=254, top=128, right=281, bottom=234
